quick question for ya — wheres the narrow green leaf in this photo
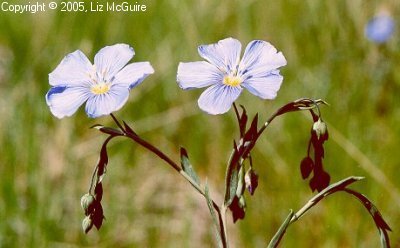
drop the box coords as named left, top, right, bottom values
left=180, top=148, right=200, bottom=185
left=224, top=141, right=241, bottom=207
left=343, top=189, right=391, bottom=248
left=267, top=210, right=294, bottom=248
left=205, top=182, right=223, bottom=248
left=292, top=176, right=363, bottom=221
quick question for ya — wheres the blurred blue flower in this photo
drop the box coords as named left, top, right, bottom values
left=177, top=38, right=287, bottom=115
left=365, top=13, right=395, bottom=43
left=46, top=44, right=154, bottom=118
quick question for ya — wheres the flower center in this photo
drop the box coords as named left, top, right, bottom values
left=91, top=82, right=111, bottom=95
left=223, top=75, right=242, bottom=87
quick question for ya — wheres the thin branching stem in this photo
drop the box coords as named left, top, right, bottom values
left=88, top=164, right=98, bottom=193
left=88, top=135, right=114, bottom=194
left=110, top=113, right=125, bottom=132
left=233, top=102, right=241, bottom=124
left=109, top=115, right=228, bottom=247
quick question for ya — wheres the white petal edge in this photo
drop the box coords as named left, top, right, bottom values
left=177, top=61, right=224, bottom=90
left=198, top=37, right=242, bottom=74
left=113, top=62, right=154, bottom=89
left=238, top=40, right=287, bottom=80
left=49, top=50, right=93, bottom=86
left=85, top=84, right=130, bottom=118
left=46, top=85, right=90, bottom=118
left=242, top=70, right=283, bottom=99
left=94, top=44, right=135, bottom=81
left=198, top=84, right=242, bottom=115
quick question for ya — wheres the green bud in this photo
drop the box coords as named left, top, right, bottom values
left=81, top=193, right=96, bottom=215
left=82, top=216, right=93, bottom=234
left=239, top=195, right=246, bottom=209
left=313, top=118, right=328, bottom=141
left=235, top=166, right=245, bottom=198
left=245, top=168, right=259, bottom=195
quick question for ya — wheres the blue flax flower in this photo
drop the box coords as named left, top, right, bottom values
left=177, top=38, right=286, bottom=115
left=46, top=44, right=154, bottom=118
left=365, top=12, right=395, bottom=43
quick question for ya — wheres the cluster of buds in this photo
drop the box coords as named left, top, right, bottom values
left=300, top=116, right=330, bottom=192
left=226, top=105, right=260, bottom=223
left=80, top=184, right=104, bottom=233
left=228, top=166, right=259, bottom=223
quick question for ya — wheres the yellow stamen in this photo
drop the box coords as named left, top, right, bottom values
left=223, top=75, right=242, bottom=87
left=91, top=82, right=111, bottom=95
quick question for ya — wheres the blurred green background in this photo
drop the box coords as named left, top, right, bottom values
left=0, top=0, right=399, bottom=247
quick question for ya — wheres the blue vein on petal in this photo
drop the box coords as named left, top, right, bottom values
left=47, top=86, right=67, bottom=96
left=128, top=73, right=151, bottom=90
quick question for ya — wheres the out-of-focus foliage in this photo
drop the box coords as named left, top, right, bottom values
left=0, top=0, right=399, bottom=247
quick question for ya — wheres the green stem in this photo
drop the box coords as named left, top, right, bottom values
left=109, top=115, right=228, bottom=247
left=221, top=205, right=229, bottom=247
left=88, top=135, right=114, bottom=193
left=88, top=165, right=98, bottom=194
left=110, top=113, right=125, bottom=132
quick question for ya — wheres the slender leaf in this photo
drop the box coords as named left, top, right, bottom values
left=224, top=141, right=241, bottom=207
left=267, top=210, right=294, bottom=248
left=97, top=139, right=110, bottom=181
left=344, top=189, right=391, bottom=248
left=239, top=105, right=248, bottom=138
left=243, top=114, right=258, bottom=143
left=205, top=182, right=223, bottom=248
left=180, top=147, right=200, bottom=185
left=292, top=176, right=363, bottom=221
left=123, top=120, right=138, bottom=136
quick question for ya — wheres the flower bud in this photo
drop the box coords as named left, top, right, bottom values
left=229, top=196, right=246, bottom=223
left=312, top=118, right=328, bottom=142
left=82, top=216, right=93, bottom=234
left=245, top=168, right=259, bottom=195
left=300, top=157, right=314, bottom=179
left=81, top=193, right=96, bottom=215
left=239, top=195, right=246, bottom=209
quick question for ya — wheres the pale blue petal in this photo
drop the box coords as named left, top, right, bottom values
left=94, top=44, right=135, bottom=81
left=46, top=85, right=90, bottom=118
left=113, top=62, right=154, bottom=89
left=177, top=61, right=224, bottom=90
left=49, top=50, right=92, bottom=86
left=365, top=15, right=395, bottom=43
left=85, top=85, right=129, bottom=118
left=242, top=70, right=283, bottom=99
left=198, top=84, right=242, bottom=115
left=198, top=37, right=242, bottom=74
left=238, top=40, right=286, bottom=81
